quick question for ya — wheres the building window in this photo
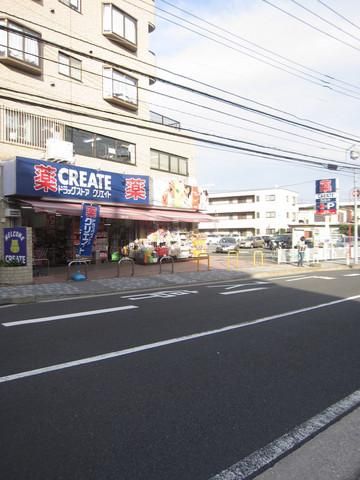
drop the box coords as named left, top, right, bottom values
left=0, top=19, right=41, bottom=74
left=103, top=3, right=137, bottom=51
left=151, top=150, right=188, bottom=176
left=59, top=0, right=81, bottom=12
left=58, top=52, right=82, bottom=81
left=265, top=194, right=276, bottom=201
left=103, top=67, right=138, bottom=109
left=256, top=212, right=260, bottom=218
left=256, top=196, right=260, bottom=202
left=65, top=126, right=135, bottom=164
left=266, top=211, right=276, bottom=218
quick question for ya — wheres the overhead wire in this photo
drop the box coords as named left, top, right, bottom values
left=1, top=15, right=360, bottom=142
left=288, top=0, right=360, bottom=44
left=2, top=85, right=353, bottom=167
left=316, top=0, right=360, bottom=33
left=261, top=0, right=360, bottom=54
left=157, top=0, right=360, bottom=96
left=1, top=41, right=349, bottom=154
left=3, top=91, right=359, bottom=172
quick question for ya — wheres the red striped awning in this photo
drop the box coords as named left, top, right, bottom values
left=20, top=199, right=214, bottom=222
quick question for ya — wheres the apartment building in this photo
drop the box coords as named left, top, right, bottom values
left=0, top=1, right=208, bottom=265
left=198, top=188, right=299, bottom=236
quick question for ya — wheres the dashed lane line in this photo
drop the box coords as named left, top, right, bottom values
left=220, top=287, right=269, bottom=295
left=1, top=305, right=138, bottom=327
left=1, top=294, right=360, bottom=383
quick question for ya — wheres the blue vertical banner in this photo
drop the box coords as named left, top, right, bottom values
left=78, top=204, right=100, bottom=257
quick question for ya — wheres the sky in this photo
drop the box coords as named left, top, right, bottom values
left=148, top=0, right=360, bottom=203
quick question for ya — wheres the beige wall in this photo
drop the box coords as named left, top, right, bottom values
left=0, top=1, right=195, bottom=183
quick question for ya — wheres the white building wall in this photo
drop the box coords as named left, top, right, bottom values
left=199, top=188, right=299, bottom=235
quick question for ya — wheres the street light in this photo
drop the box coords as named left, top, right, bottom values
left=348, top=147, right=360, bottom=265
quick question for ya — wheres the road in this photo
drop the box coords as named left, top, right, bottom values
left=1, top=270, right=360, bottom=479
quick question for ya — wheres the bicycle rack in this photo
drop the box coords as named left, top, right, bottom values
left=67, top=259, right=89, bottom=280
left=159, top=255, right=174, bottom=274
left=117, top=257, right=135, bottom=277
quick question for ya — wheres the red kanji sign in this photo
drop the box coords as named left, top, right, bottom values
left=124, top=178, right=147, bottom=201
left=33, top=165, right=58, bottom=193
left=85, top=205, right=98, bottom=218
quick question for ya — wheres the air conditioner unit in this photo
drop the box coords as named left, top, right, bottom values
left=46, top=138, right=74, bottom=164
left=5, top=208, right=21, bottom=218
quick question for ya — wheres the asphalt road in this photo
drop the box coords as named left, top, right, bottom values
left=1, top=270, right=360, bottom=480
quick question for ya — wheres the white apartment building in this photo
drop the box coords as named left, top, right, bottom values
left=198, top=188, right=299, bottom=236
left=0, top=1, right=208, bottom=265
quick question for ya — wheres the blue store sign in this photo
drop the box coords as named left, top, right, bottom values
left=5, top=157, right=150, bottom=205
left=4, top=227, right=27, bottom=265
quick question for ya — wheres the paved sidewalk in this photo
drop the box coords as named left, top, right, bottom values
left=0, top=260, right=354, bottom=305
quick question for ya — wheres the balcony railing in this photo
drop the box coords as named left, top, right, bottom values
left=0, top=106, right=65, bottom=149
left=150, top=111, right=180, bottom=129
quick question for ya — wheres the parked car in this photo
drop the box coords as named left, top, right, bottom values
left=239, top=236, right=254, bottom=248
left=262, top=235, right=273, bottom=249
left=215, top=236, right=239, bottom=253
left=253, top=236, right=265, bottom=248
left=270, top=235, right=292, bottom=249
left=206, top=234, right=222, bottom=246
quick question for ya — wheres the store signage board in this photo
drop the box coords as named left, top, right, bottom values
left=315, top=178, right=337, bottom=215
left=3, top=227, right=27, bottom=265
left=4, top=157, right=149, bottom=205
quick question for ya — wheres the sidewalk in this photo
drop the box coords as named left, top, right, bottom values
left=0, top=256, right=354, bottom=305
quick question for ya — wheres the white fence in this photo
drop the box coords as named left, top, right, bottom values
left=277, top=247, right=352, bottom=264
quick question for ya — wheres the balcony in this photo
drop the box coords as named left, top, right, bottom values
left=0, top=106, right=65, bottom=149
left=150, top=111, right=180, bottom=129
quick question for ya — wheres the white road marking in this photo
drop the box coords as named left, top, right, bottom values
left=2, top=305, right=138, bottom=327
left=208, top=282, right=269, bottom=290
left=286, top=275, right=335, bottom=282
left=220, top=287, right=269, bottom=295
left=209, top=389, right=360, bottom=480
left=1, top=294, right=359, bottom=384
left=121, top=290, right=198, bottom=300
left=344, top=273, right=360, bottom=277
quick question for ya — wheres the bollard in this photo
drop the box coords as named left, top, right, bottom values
left=227, top=250, right=239, bottom=269
left=253, top=250, right=264, bottom=266
left=195, top=253, right=210, bottom=272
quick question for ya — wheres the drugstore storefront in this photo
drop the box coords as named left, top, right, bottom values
left=3, top=157, right=211, bottom=265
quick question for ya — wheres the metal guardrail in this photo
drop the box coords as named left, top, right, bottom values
left=159, top=255, right=174, bottom=274
left=227, top=250, right=239, bottom=269
left=195, top=253, right=210, bottom=272
left=117, top=257, right=135, bottom=277
left=67, top=259, right=89, bottom=280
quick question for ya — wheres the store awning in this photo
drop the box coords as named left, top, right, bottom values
left=20, top=200, right=214, bottom=222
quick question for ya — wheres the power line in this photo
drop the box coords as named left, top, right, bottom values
left=3, top=92, right=358, bottom=171
left=316, top=0, right=360, bottom=33
left=1, top=15, right=360, bottom=143
left=2, top=42, right=348, bottom=154
left=261, top=0, right=360, bottom=54
left=2, top=86, right=351, bottom=167
left=288, top=0, right=360, bottom=44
